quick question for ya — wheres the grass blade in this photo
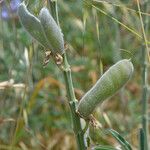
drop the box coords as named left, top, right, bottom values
left=107, top=129, right=132, bottom=150
left=92, top=145, right=117, bottom=150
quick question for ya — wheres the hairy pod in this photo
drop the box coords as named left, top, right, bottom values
left=18, top=2, right=50, bottom=48
left=77, top=59, right=134, bottom=119
left=39, top=7, right=64, bottom=55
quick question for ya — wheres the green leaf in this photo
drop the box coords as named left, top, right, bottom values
left=108, top=129, right=132, bottom=150
left=92, top=145, right=117, bottom=150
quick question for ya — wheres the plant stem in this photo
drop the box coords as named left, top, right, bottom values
left=139, top=128, right=145, bottom=150
left=141, top=48, right=149, bottom=150
left=48, top=0, right=60, bottom=27
left=62, top=53, right=86, bottom=150
left=48, top=1, right=86, bottom=149
left=136, top=0, right=149, bottom=149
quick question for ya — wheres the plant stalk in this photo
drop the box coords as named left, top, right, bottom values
left=139, top=128, right=145, bottom=150
left=136, top=0, right=149, bottom=149
left=48, top=0, right=60, bottom=27
left=48, top=1, right=86, bottom=149
left=141, top=46, right=149, bottom=150
left=62, top=53, right=86, bottom=150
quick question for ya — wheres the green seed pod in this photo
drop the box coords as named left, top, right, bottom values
left=18, top=2, right=50, bottom=48
left=39, top=7, right=64, bottom=55
left=77, top=59, right=134, bottom=119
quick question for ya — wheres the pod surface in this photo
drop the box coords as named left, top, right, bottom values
left=18, top=2, right=50, bottom=48
left=39, top=7, right=64, bottom=55
left=77, top=59, right=134, bottom=119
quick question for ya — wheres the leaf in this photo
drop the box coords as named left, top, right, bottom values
left=92, top=145, right=117, bottom=150
left=108, top=129, right=132, bottom=150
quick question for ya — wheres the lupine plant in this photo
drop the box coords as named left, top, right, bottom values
left=15, top=0, right=149, bottom=150
left=0, top=0, right=21, bottom=20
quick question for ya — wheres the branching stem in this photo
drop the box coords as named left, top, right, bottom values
left=48, top=1, right=86, bottom=149
left=62, top=53, right=86, bottom=150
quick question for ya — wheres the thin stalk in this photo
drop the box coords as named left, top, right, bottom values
left=136, top=0, right=149, bottom=149
left=141, top=47, right=149, bottom=150
left=139, top=128, right=145, bottom=150
left=48, top=0, right=60, bottom=27
left=48, top=1, right=86, bottom=149
left=62, top=53, right=86, bottom=150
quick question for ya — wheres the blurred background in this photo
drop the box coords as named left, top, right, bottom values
left=0, top=0, right=149, bottom=149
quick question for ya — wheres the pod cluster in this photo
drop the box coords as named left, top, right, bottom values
left=18, top=2, right=64, bottom=55
left=77, top=59, right=134, bottom=119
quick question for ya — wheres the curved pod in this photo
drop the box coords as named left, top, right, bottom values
left=39, top=7, right=64, bottom=55
left=18, top=2, right=50, bottom=48
left=77, top=59, right=134, bottom=119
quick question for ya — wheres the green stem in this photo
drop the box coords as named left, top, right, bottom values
left=62, top=53, right=86, bottom=150
left=141, top=46, right=149, bottom=150
left=139, top=128, right=145, bottom=150
left=48, top=1, right=86, bottom=149
left=48, top=0, right=60, bottom=27
left=137, top=1, right=149, bottom=149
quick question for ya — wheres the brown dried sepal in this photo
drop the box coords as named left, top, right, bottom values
left=43, top=51, right=52, bottom=67
left=76, top=111, right=102, bottom=129
left=54, top=53, right=63, bottom=65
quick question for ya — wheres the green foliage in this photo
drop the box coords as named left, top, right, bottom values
left=0, top=0, right=149, bottom=149
left=107, top=129, right=132, bottom=150
left=93, top=145, right=117, bottom=150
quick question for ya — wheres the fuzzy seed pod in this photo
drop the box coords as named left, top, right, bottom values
left=18, top=2, right=50, bottom=48
left=77, top=59, right=134, bottom=119
left=39, top=7, right=64, bottom=55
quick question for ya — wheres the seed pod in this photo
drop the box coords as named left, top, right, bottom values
left=77, top=59, right=134, bottom=119
left=39, top=7, right=64, bottom=55
left=18, top=2, right=50, bottom=48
